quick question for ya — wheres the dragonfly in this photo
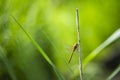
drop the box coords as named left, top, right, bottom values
left=68, top=43, right=78, bottom=63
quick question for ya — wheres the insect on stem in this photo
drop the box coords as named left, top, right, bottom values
left=68, top=43, right=78, bottom=63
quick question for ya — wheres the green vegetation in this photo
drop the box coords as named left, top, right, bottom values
left=0, top=0, right=120, bottom=80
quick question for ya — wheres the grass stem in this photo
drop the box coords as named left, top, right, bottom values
left=76, top=8, right=83, bottom=80
left=106, top=65, right=120, bottom=80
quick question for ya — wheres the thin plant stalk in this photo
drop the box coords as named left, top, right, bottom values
left=76, top=8, right=83, bottom=80
left=106, top=65, right=120, bottom=80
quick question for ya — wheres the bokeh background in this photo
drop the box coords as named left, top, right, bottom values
left=0, top=0, right=120, bottom=80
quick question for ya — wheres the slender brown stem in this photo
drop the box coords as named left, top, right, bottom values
left=76, top=8, right=83, bottom=80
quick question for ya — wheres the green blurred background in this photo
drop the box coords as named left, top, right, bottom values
left=0, top=0, right=120, bottom=80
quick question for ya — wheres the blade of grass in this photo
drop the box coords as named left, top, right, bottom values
left=11, top=16, right=65, bottom=80
left=76, top=8, right=83, bottom=80
left=83, top=29, right=120, bottom=67
left=106, top=65, right=120, bottom=80
left=0, top=46, right=17, bottom=80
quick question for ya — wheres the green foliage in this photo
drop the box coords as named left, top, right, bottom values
left=83, top=29, right=120, bottom=67
left=12, top=16, right=65, bottom=80
left=0, top=47, right=17, bottom=80
left=107, top=65, right=120, bottom=80
left=0, top=0, right=120, bottom=80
